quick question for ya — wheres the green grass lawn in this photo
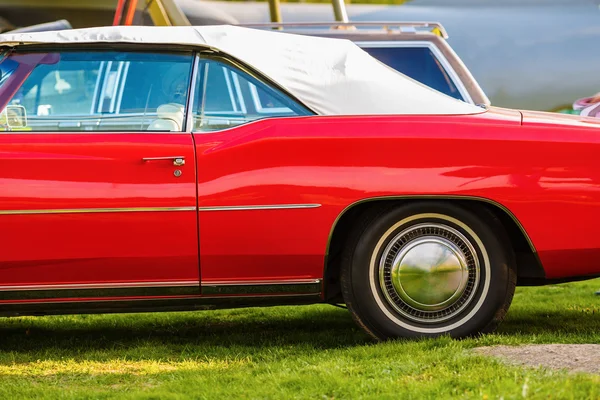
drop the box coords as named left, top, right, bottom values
left=0, top=279, right=599, bottom=399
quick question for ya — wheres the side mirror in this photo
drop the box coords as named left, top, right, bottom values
left=2, top=105, right=27, bottom=129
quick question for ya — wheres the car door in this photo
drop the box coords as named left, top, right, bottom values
left=0, top=48, right=200, bottom=299
left=189, top=57, right=323, bottom=290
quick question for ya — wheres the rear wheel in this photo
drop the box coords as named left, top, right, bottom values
left=340, top=202, right=516, bottom=340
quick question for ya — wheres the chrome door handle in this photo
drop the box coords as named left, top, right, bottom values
left=142, top=156, right=185, bottom=166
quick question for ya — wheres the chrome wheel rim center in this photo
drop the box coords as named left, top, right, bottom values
left=391, top=237, right=469, bottom=311
left=379, top=222, right=480, bottom=324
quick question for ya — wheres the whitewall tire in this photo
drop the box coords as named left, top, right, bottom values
left=341, top=202, right=516, bottom=340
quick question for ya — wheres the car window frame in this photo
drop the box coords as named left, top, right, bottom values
left=0, top=45, right=316, bottom=135
left=0, top=47, right=197, bottom=134
left=189, top=53, right=314, bottom=134
left=355, top=40, right=475, bottom=105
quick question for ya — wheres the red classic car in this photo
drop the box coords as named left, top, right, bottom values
left=0, top=26, right=599, bottom=340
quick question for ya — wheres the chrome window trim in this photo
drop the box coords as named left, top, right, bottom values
left=191, top=115, right=310, bottom=135
left=90, top=60, right=105, bottom=114
left=22, top=112, right=160, bottom=129
left=115, top=61, right=130, bottom=114
left=198, top=59, right=210, bottom=124
left=231, top=71, right=247, bottom=114
left=355, top=40, right=474, bottom=105
left=23, top=111, right=161, bottom=119
left=0, top=129, right=191, bottom=136
left=183, top=54, right=200, bottom=133
left=109, top=61, right=125, bottom=113
left=202, top=111, right=246, bottom=117
left=222, top=64, right=239, bottom=112
left=97, top=60, right=113, bottom=113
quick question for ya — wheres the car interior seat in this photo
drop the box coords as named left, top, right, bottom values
left=147, top=103, right=185, bottom=131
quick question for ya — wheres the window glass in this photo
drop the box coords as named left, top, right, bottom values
left=0, top=58, right=19, bottom=88
left=362, top=46, right=464, bottom=101
left=249, top=83, right=292, bottom=113
left=20, top=60, right=100, bottom=116
left=0, top=51, right=193, bottom=132
left=192, top=59, right=310, bottom=132
left=204, top=63, right=245, bottom=114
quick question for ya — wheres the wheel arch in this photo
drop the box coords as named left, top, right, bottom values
left=323, top=196, right=544, bottom=302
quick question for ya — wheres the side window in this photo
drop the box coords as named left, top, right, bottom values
left=192, top=59, right=310, bottom=132
left=0, top=50, right=193, bottom=132
left=20, top=60, right=100, bottom=116
left=362, top=46, right=464, bottom=101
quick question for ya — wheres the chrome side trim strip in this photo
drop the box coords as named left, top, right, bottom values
left=184, top=54, right=200, bottom=133
left=201, top=279, right=322, bottom=296
left=0, top=284, right=200, bottom=301
left=201, top=292, right=319, bottom=299
left=0, top=281, right=199, bottom=292
left=0, top=279, right=320, bottom=291
left=202, top=279, right=321, bottom=286
left=198, top=204, right=321, bottom=212
left=0, top=293, right=322, bottom=311
left=0, top=279, right=322, bottom=301
left=0, top=292, right=320, bottom=306
left=0, top=206, right=197, bottom=215
left=0, top=205, right=321, bottom=215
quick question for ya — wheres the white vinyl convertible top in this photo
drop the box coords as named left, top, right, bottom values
left=0, top=25, right=483, bottom=116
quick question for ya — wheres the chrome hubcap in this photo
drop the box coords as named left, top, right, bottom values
left=379, top=223, right=480, bottom=323
left=392, top=237, right=469, bottom=311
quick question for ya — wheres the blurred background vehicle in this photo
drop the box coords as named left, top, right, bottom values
left=5, top=19, right=72, bottom=33
left=0, top=0, right=598, bottom=112
left=243, top=22, right=489, bottom=106
left=0, top=0, right=236, bottom=30
left=573, top=92, right=600, bottom=118
left=211, top=0, right=600, bottom=112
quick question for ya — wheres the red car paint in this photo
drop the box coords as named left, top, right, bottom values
left=195, top=108, right=600, bottom=282
left=0, top=133, right=199, bottom=286
left=1, top=106, right=600, bottom=309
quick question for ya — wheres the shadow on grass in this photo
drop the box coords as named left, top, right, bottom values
left=0, top=305, right=370, bottom=361
left=499, top=309, right=600, bottom=337
left=0, top=304, right=598, bottom=362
